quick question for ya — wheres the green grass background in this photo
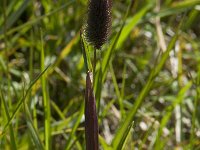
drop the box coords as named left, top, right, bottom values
left=0, top=0, right=200, bottom=149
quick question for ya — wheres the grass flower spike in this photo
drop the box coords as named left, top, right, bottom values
left=85, top=0, right=112, bottom=49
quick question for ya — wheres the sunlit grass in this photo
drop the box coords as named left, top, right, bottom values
left=0, top=0, right=200, bottom=149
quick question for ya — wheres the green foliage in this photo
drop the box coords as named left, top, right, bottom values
left=0, top=0, right=200, bottom=149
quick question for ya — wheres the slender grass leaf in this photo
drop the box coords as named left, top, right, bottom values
left=0, top=91, right=17, bottom=150
left=65, top=102, right=84, bottom=150
left=152, top=0, right=200, bottom=18
left=40, top=29, right=51, bottom=150
left=0, top=0, right=30, bottom=34
left=154, top=81, right=192, bottom=150
left=111, top=20, right=181, bottom=149
left=101, top=0, right=133, bottom=82
left=116, top=1, right=154, bottom=49
left=117, top=122, right=134, bottom=150
left=24, top=103, right=44, bottom=150
left=99, top=135, right=113, bottom=150
left=0, top=0, right=76, bottom=39
left=0, top=64, right=51, bottom=138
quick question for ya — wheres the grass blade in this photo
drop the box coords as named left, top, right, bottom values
left=117, top=122, right=134, bottom=150
left=154, top=81, right=192, bottom=149
left=0, top=64, right=51, bottom=138
left=111, top=21, right=181, bottom=149
left=65, top=102, right=84, bottom=150
left=40, top=29, right=51, bottom=150
left=0, top=0, right=30, bottom=33
left=115, top=1, right=155, bottom=49
left=24, top=103, right=44, bottom=150
left=110, top=62, right=124, bottom=117
left=99, top=135, right=113, bottom=150
left=0, top=91, right=17, bottom=150
left=152, top=0, right=200, bottom=18
left=101, top=0, right=134, bottom=81
left=0, top=0, right=76, bottom=39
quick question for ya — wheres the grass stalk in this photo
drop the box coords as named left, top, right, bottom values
left=0, top=64, right=50, bottom=138
left=110, top=62, right=124, bottom=118
left=0, top=90, right=17, bottom=150
left=189, top=52, right=200, bottom=148
left=40, top=29, right=51, bottom=150
left=176, top=41, right=183, bottom=145
left=154, top=81, right=192, bottom=149
left=93, top=48, right=97, bottom=84
left=2, top=0, right=17, bottom=148
left=112, top=21, right=182, bottom=149
left=30, top=29, right=38, bottom=130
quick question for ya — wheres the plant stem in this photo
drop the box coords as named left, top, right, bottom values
left=93, top=48, right=97, bottom=85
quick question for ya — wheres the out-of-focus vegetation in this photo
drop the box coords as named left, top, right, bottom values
left=0, top=0, right=200, bottom=149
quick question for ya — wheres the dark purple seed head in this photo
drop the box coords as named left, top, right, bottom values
left=84, top=0, right=112, bottom=49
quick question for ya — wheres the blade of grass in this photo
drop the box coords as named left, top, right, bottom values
left=110, top=62, right=124, bottom=118
left=151, top=0, right=200, bottom=18
left=154, top=81, right=192, bottom=149
left=117, top=122, right=134, bottom=150
left=101, top=0, right=134, bottom=81
left=51, top=127, right=84, bottom=136
left=100, top=99, right=115, bottom=121
left=189, top=51, right=200, bottom=148
left=175, top=40, right=183, bottom=145
left=0, top=64, right=51, bottom=138
left=0, top=0, right=18, bottom=25
left=115, top=0, right=155, bottom=49
left=139, top=121, right=155, bottom=150
left=50, top=100, right=65, bottom=120
left=111, top=20, right=181, bottom=149
left=1, top=1, right=16, bottom=148
left=101, top=0, right=154, bottom=83
left=50, top=112, right=79, bottom=135
left=40, top=29, right=51, bottom=150
left=29, top=29, right=38, bottom=130
left=37, top=112, right=80, bottom=140
left=99, top=135, right=113, bottom=150
left=93, top=0, right=135, bottom=115
left=65, top=133, right=84, bottom=150
left=31, top=33, right=79, bottom=96
left=95, top=59, right=102, bottom=114
left=65, top=102, right=84, bottom=150
left=0, top=0, right=30, bottom=33
left=0, top=0, right=76, bottom=39
left=52, top=32, right=80, bottom=73
left=0, top=90, right=17, bottom=150
left=3, top=0, right=13, bottom=121
left=80, top=32, right=89, bottom=72
left=120, top=63, right=127, bottom=109
left=0, top=93, right=6, bottom=149
left=24, top=103, right=44, bottom=150
left=184, top=9, right=199, bottom=30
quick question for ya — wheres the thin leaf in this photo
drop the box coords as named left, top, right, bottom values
left=40, top=29, right=51, bottom=150
left=111, top=20, right=182, bottom=149
left=0, top=64, right=51, bottom=138
left=65, top=102, right=84, bottom=150
left=0, top=0, right=76, bottom=39
left=0, top=0, right=31, bottom=33
left=24, top=103, right=44, bottom=150
left=0, top=91, right=17, bottom=150
left=154, top=81, right=192, bottom=150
